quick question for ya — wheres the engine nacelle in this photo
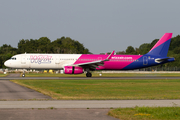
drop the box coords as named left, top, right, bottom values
left=64, top=66, right=84, bottom=74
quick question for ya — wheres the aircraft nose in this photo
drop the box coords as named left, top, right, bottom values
left=4, top=60, right=10, bottom=67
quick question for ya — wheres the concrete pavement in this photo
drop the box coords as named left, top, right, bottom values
left=0, top=80, right=51, bottom=100
left=0, top=100, right=180, bottom=109
left=0, top=109, right=118, bottom=120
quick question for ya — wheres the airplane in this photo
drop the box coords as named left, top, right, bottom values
left=4, top=33, right=175, bottom=77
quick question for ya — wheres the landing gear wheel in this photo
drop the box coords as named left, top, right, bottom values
left=86, top=72, right=92, bottom=77
left=22, top=74, right=25, bottom=77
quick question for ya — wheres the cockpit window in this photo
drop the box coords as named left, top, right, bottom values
left=10, top=57, right=16, bottom=60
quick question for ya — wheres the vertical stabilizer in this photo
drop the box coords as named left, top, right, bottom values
left=146, top=33, right=172, bottom=57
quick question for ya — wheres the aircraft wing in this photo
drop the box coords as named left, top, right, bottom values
left=75, top=60, right=105, bottom=70
left=74, top=51, right=115, bottom=70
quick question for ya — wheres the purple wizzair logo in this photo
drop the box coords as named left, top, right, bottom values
left=30, top=55, right=52, bottom=64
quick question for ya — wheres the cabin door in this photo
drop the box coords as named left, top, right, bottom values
left=21, top=55, right=26, bottom=64
left=21, top=55, right=29, bottom=68
left=98, top=57, right=102, bottom=61
left=143, top=56, right=148, bottom=65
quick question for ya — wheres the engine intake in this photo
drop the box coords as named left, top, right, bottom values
left=64, top=66, right=83, bottom=74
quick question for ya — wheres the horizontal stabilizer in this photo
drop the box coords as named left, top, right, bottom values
left=155, top=57, right=174, bottom=63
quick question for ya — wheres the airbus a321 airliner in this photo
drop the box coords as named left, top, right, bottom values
left=4, top=33, right=175, bottom=77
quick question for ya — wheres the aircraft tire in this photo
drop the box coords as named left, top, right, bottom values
left=22, top=74, right=25, bottom=77
left=86, top=72, right=92, bottom=77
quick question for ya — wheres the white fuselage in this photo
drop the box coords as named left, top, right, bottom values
left=4, top=54, right=82, bottom=69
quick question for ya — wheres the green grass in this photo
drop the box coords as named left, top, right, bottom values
left=108, top=106, right=180, bottom=120
left=24, top=72, right=180, bottom=77
left=11, top=79, right=180, bottom=100
left=0, top=73, right=8, bottom=77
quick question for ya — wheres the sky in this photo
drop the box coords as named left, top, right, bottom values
left=0, top=0, right=180, bottom=54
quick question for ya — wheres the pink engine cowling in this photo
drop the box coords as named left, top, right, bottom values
left=64, top=66, right=84, bottom=74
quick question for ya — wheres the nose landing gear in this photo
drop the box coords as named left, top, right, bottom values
left=22, top=70, right=25, bottom=77
left=22, top=74, right=25, bottom=77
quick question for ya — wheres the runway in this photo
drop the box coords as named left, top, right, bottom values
left=1, top=73, right=180, bottom=80
left=1, top=100, right=180, bottom=108
left=1, top=73, right=180, bottom=120
left=0, top=109, right=117, bottom=120
left=0, top=80, right=51, bottom=100
left=1, top=74, right=180, bottom=109
left=2, top=76, right=180, bottom=80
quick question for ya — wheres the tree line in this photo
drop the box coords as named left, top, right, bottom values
left=0, top=35, right=180, bottom=68
left=0, top=37, right=91, bottom=68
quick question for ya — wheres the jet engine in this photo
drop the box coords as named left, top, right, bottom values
left=64, top=66, right=83, bottom=74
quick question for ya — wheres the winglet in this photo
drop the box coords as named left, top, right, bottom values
left=104, top=51, right=115, bottom=61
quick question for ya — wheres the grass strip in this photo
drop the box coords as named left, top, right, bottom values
left=108, top=106, right=180, bottom=120
left=11, top=79, right=180, bottom=100
left=0, top=73, right=8, bottom=77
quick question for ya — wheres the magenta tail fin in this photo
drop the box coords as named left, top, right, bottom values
left=146, top=33, right=172, bottom=57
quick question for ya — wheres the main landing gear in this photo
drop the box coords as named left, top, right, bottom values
left=86, top=72, right=92, bottom=77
